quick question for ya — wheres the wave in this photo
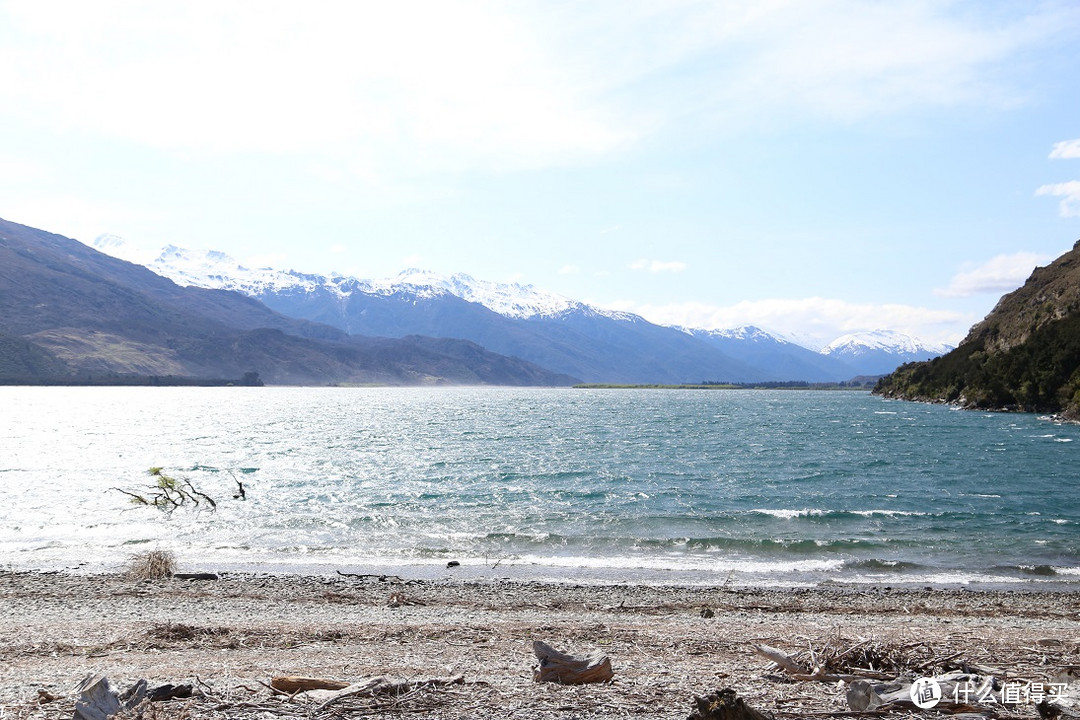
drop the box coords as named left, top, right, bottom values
left=992, top=564, right=1080, bottom=577
left=507, top=553, right=847, bottom=575
left=751, top=508, right=927, bottom=519
left=844, top=558, right=924, bottom=572
left=987, top=564, right=1063, bottom=577
left=463, top=532, right=890, bottom=555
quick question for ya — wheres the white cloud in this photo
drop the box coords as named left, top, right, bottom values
left=630, top=259, right=687, bottom=273
left=596, top=0, right=1076, bottom=130
left=329, top=244, right=347, bottom=254
left=0, top=1, right=1071, bottom=181
left=0, top=157, right=49, bottom=180
left=1050, top=139, right=1080, bottom=160
left=0, top=1, right=635, bottom=175
left=0, top=194, right=154, bottom=243
left=934, top=252, right=1049, bottom=298
left=245, top=252, right=289, bottom=269
left=558, top=264, right=581, bottom=275
left=603, top=296, right=972, bottom=349
left=1036, top=181, right=1080, bottom=217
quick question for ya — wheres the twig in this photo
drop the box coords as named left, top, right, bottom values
left=336, top=570, right=404, bottom=582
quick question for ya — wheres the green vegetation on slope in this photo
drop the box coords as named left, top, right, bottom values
left=875, top=314, right=1080, bottom=416
left=875, top=239, right=1080, bottom=419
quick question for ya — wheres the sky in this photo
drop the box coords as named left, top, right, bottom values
left=1, top=1, right=1079, bottom=348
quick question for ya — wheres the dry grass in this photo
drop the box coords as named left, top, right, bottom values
left=125, top=550, right=176, bottom=581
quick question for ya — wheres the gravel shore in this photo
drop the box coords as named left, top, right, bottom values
left=2, top=570, right=1078, bottom=718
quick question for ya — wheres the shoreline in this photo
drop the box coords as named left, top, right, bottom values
left=3, top=569, right=1079, bottom=718
left=15, top=553, right=1080, bottom=593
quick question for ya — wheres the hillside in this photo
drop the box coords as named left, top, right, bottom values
left=874, top=239, right=1080, bottom=417
left=0, top=218, right=577, bottom=386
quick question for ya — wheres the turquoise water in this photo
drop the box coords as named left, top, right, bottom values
left=1, top=386, right=1077, bottom=586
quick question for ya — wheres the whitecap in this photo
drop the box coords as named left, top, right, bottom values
left=851, top=509, right=924, bottom=517
left=752, top=508, right=823, bottom=519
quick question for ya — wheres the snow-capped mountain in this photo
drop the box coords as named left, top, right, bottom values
left=822, top=330, right=953, bottom=376
left=90, top=236, right=761, bottom=383
left=684, top=326, right=859, bottom=382
left=823, top=329, right=951, bottom=356
left=89, top=235, right=950, bottom=383
left=94, top=237, right=630, bottom=322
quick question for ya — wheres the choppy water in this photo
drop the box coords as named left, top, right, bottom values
left=1, top=386, right=1078, bottom=587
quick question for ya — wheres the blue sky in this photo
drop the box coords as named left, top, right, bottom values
left=1, top=1, right=1079, bottom=347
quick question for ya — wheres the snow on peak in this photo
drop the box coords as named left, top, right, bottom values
left=712, top=325, right=788, bottom=343
left=358, top=268, right=628, bottom=319
left=446, top=273, right=581, bottom=319
left=90, top=236, right=331, bottom=295
left=88, top=235, right=630, bottom=320
left=678, top=324, right=798, bottom=345
left=822, top=329, right=950, bottom=356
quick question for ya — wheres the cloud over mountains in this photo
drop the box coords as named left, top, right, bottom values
left=935, top=252, right=1051, bottom=298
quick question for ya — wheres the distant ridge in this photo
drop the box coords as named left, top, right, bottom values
left=93, top=236, right=951, bottom=383
left=681, top=326, right=856, bottom=382
left=822, top=330, right=951, bottom=376
left=875, top=239, right=1080, bottom=418
left=0, top=217, right=579, bottom=386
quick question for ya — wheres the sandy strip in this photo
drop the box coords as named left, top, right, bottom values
left=2, top=571, right=1078, bottom=718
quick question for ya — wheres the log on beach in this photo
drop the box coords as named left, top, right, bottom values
left=269, top=676, right=351, bottom=693
left=532, top=640, right=614, bottom=684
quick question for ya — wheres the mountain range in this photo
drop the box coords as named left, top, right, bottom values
left=90, top=236, right=950, bottom=384
left=0, top=215, right=950, bottom=386
left=0, top=218, right=576, bottom=386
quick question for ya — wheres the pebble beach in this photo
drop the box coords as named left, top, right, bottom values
left=2, top=570, right=1079, bottom=718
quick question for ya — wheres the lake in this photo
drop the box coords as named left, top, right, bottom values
left=1, top=386, right=1077, bottom=587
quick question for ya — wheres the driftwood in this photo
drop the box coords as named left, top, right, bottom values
left=756, top=644, right=895, bottom=683
left=74, top=675, right=146, bottom=720
left=313, top=674, right=465, bottom=710
left=757, top=645, right=808, bottom=675
left=689, top=688, right=774, bottom=720
left=336, top=570, right=406, bottom=582
left=532, top=640, right=613, bottom=684
left=146, top=683, right=193, bottom=701
left=847, top=673, right=998, bottom=712
left=269, top=676, right=351, bottom=693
